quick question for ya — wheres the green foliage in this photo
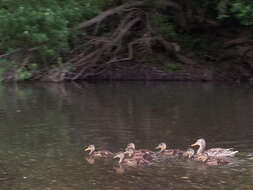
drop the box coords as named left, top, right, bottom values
left=217, top=0, right=230, bottom=19
left=176, top=34, right=222, bottom=55
left=91, top=0, right=137, bottom=9
left=0, top=0, right=101, bottom=58
left=217, top=0, right=253, bottom=26
left=166, top=63, right=181, bottom=71
left=16, top=63, right=38, bottom=81
left=150, top=12, right=176, bottom=40
left=231, top=1, right=253, bottom=26
left=0, top=59, right=17, bottom=81
left=0, top=59, right=38, bottom=81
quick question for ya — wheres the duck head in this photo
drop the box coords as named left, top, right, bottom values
left=191, top=138, right=206, bottom=154
left=84, top=144, right=95, bottom=155
left=126, top=143, right=135, bottom=150
left=156, top=142, right=166, bottom=153
left=124, top=148, right=135, bottom=157
left=113, top=152, right=125, bottom=164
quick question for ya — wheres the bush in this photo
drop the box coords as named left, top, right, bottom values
left=0, top=0, right=101, bottom=59
left=217, top=0, right=253, bottom=26
left=0, top=59, right=38, bottom=81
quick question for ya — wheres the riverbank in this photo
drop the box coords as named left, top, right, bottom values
left=1, top=1, right=253, bottom=82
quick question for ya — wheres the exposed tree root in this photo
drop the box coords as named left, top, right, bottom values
left=43, top=2, right=185, bottom=81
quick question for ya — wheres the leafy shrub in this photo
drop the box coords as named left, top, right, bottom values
left=0, top=59, right=38, bottom=81
left=150, top=11, right=176, bottom=40
left=217, top=0, right=253, bottom=26
left=166, top=63, right=181, bottom=71
left=0, top=0, right=101, bottom=59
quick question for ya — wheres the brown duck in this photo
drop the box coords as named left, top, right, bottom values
left=191, top=138, right=238, bottom=157
left=84, top=144, right=114, bottom=158
left=184, top=148, right=229, bottom=166
left=113, top=152, right=150, bottom=167
left=155, top=142, right=184, bottom=156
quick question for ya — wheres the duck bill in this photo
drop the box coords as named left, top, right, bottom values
left=249, top=157, right=253, bottom=160
left=191, top=142, right=198, bottom=147
left=113, top=155, right=119, bottom=159
left=155, top=145, right=161, bottom=150
left=84, top=147, right=90, bottom=152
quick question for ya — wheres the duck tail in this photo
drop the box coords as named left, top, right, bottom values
left=226, top=150, right=239, bottom=157
left=231, top=150, right=239, bottom=156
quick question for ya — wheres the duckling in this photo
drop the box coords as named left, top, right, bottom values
left=198, top=153, right=229, bottom=166
left=183, top=148, right=195, bottom=158
left=85, top=157, right=95, bottom=164
left=155, top=142, right=184, bottom=156
left=126, top=142, right=154, bottom=154
left=191, top=138, right=238, bottom=157
left=113, top=152, right=150, bottom=167
left=126, top=142, right=154, bottom=155
left=124, top=148, right=155, bottom=161
left=84, top=144, right=114, bottom=158
left=184, top=148, right=229, bottom=166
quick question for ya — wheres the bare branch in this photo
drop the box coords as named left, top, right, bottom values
left=74, top=1, right=144, bottom=30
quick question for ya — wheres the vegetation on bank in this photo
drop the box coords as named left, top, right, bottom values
left=0, top=0, right=253, bottom=81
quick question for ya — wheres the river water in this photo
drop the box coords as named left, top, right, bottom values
left=0, top=82, right=253, bottom=190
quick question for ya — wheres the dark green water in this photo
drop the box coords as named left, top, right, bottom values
left=0, top=82, right=253, bottom=190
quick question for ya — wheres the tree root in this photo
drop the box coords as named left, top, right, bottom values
left=42, top=2, right=186, bottom=82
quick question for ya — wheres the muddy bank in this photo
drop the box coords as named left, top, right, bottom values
left=71, top=60, right=251, bottom=82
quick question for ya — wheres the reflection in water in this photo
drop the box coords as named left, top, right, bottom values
left=0, top=82, right=253, bottom=190
left=113, top=165, right=126, bottom=174
left=85, top=157, right=96, bottom=165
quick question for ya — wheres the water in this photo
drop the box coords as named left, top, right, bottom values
left=0, top=82, right=253, bottom=190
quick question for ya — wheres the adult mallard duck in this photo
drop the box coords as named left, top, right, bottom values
left=184, top=148, right=229, bottom=166
left=155, top=142, right=184, bottom=156
left=191, top=138, right=238, bottom=157
left=113, top=152, right=150, bottom=167
left=84, top=144, right=114, bottom=158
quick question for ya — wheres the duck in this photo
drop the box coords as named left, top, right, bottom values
left=184, top=148, right=209, bottom=162
left=126, top=142, right=154, bottom=155
left=84, top=144, right=114, bottom=158
left=85, top=157, right=95, bottom=164
left=191, top=138, right=238, bottom=157
left=124, top=147, right=155, bottom=161
left=155, top=142, right=184, bottom=156
left=113, top=151, right=150, bottom=167
left=183, top=148, right=195, bottom=158
left=199, top=153, right=229, bottom=166
left=184, top=148, right=229, bottom=166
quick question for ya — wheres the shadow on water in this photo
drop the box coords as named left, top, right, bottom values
left=0, top=82, right=253, bottom=189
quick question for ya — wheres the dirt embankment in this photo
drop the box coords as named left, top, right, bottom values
left=76, top=35, right=253, bottom=82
